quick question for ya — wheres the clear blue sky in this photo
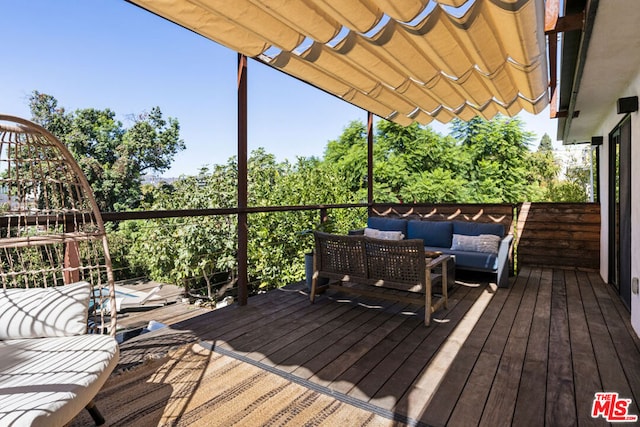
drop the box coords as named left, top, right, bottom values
left=0, top=0, right=559, bottom=177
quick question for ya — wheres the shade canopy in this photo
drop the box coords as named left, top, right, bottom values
left=130, top=0, right=549, bottom=125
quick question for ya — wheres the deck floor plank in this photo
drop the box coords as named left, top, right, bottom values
left=421, top=282, right=511, bottom=426
left=291, top=300, right=413, bottom=379
left=392, top=284, right=489, bottom=420
left=243, top=300, right=356, bottom=363
left=598, top=271, right=640, bottom=352
left=478, top=266, right=542, bottom=427
left=446, top=268, right=530, bottom=427
left=545, top=268, right=577, bottom=426
left=308, top=301, right=415, bottom=386
left=578, top=269, right=636, bottom=402
left=108, top=267, right=640, bottom=427
left=564, top=269, right=603, bottom=427
left=584, top=271, right=640, bottom=418
left=261, top=299, right=382, bottom=370
left=359, top=285, right=483, bottom=410
left=511, top=267, right=553, bottom=427
left=222, top=296, right=337, bottom=353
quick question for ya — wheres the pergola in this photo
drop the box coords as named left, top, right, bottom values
left=125, top=0, right=573, bottom=305
left=129, top=0, right=550, bottom=124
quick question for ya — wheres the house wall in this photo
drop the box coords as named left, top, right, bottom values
left=589, top=72, right=640, bottom=336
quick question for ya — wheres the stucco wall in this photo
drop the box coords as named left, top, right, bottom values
left=587, top=72, right=640, bottom=336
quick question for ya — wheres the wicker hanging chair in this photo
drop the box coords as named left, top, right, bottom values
left=0, top=114, right=117, bottom=331
left=0, top=115, right=119, bottom=426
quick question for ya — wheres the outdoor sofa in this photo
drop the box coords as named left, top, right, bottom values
left=310, top=231, right=449, bottom=326
left=362, top=216, right=513, bottom=288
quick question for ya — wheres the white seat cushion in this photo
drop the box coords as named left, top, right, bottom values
left=0, top=334, right=119, bottom=427
left=0, top=282, right=91, bottom=339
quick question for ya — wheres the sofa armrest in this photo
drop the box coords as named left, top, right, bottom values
left=496, top=234, right=514, bottom=288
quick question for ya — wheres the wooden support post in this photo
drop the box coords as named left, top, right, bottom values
left=367, top=112, right=374, bottom=215
left=63, top=218, right=80, bottom=284
left=237, top=53, right=248, bottom=306
left=319, top=207, right=328, bottom=226
left=64, top=241, right=80, bottom=284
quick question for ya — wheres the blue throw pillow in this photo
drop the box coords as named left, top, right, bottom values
left=452, top=220, right=504, bottom=237
left=406, top=220, right=453, bottom=248
left=367, top=217, right=407, bottom=235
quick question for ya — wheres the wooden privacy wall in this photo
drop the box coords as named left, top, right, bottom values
left=370, top=203, right=515, bottom=234
left=371, top=202, right=601, bottom=271
left=516, top=203, right=600, bottom=269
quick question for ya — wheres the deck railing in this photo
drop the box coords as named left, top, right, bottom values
left=11, top=202, right=599, bottom=299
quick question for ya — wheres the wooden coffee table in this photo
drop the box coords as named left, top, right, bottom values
left=425, top=253, right=454, bottom=326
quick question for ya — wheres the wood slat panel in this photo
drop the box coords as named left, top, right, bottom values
left=371, top=203, right=515, bottom=233
left=518, top=255, right=599, bottom=270
left=517, top=203, right=600, bottom=269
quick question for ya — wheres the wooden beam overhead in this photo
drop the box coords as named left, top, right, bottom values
left=545, top=12, right=585, bottom=35
left=544, top=0, right=560, bottom=33
left=545, top=0, right=584, bottom=120
left=553, top=110, right=580, bottom=119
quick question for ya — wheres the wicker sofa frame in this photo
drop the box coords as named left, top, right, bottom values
left=310, top=231, right=448, bottom=326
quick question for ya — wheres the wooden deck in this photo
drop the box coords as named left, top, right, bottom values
left=115, top=266, right=640, bottom=426
left=114, top=278, right=212, bottom=331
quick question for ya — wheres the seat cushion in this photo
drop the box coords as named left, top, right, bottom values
left=0, top=334, right=119, bottom=427
left=407, top=220, right=453, bottom=248
left=452, top=221, right=505, bottom=237
left=0, top=281, right=91, bottom=339
left=364, top=228, right=404, bottom=240
left=451, top=234, right=501, bottom=254
left=424, top=246, right=499, bottom=272
left=367, top=217, right=407, bottom=235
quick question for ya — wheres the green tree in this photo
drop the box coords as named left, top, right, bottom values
left=400, top=168, right=469, bottom=202
left=325, top=120, right=470, bottom=203
left=538, top=133, right=553, bottom=152
left=528, top=133, right=560, bottom=201
left=452, top=116, right=535, bottom=203
left=28, top=91, right=185, bottom=211
left=120, top=164, right=237, bottom=299
left=119, top=151, right=364, bottom=294
left=546, top=148, right=590, bottom=202
left=323, top=120, right=369, bottom=194
left=375, top=121, right=469, bottom=202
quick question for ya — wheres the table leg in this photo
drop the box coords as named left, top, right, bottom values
left=425, top=268, right=432, bottom=326
left=442, top=259, right=448, bottom=309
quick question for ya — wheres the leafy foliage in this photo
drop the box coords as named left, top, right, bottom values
left=29, top=93, right=588, bottom=295
left=28, top=92, right=185, bottom=211
left=108, top=115, right=594, bottom=293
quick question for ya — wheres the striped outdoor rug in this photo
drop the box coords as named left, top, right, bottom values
left=69, top=343, right=400, bottom=427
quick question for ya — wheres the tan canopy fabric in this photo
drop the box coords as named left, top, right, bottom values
left=131, top=0, right=548, bottom=124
